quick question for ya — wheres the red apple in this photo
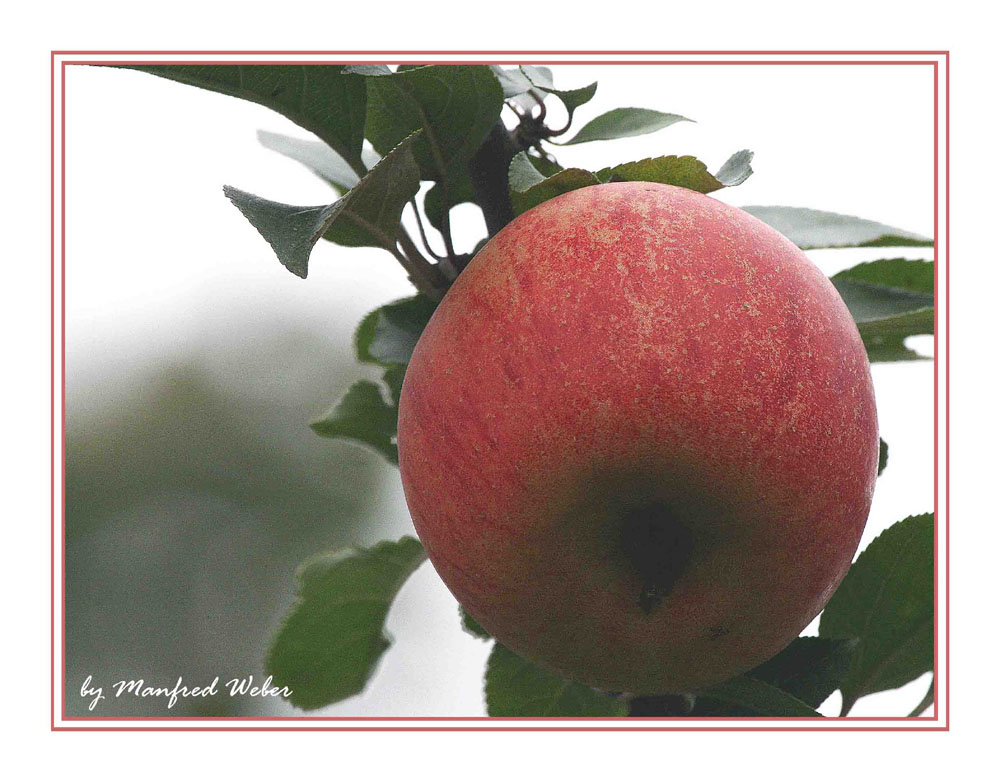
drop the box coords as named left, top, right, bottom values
left=397, top=182, right=878, bottom=695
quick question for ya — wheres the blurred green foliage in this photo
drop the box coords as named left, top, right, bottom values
left=64, top=328, right=392, bottom=716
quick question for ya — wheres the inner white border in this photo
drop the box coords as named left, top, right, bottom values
left=50, top=50, right=949, bottom=731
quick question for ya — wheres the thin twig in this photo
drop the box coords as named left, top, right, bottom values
left=402, top=96, right=458, bottom=265
left=409, top=200, right=445, bottom=261
left=394, top=229, right=447, bottom=299
left=438, top=184, right=458, bottom=263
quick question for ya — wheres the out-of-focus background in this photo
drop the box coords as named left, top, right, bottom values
left=64, top=63, right=935, bottom=717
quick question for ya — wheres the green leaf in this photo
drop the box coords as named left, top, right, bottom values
left=748, top=637, right=858, bottom=708
left=697, top=675, right=822, bottom=717
left=489, top=66, right=555, bottom=113
left=521, top=66, right=597, bottom=124
left=266, top=537, right=426, bottom=710
left=878, top=438, right=889, bottom=476
left=527, top=154, right=563, bottom=177
left=819, top=513, right=934, bottom=715
left=742, top=206, right=933, bottom=250
left=508, top=151, right=600, bottom=215
left=459, top=606, right=491, bottom=640
left=224, top=133, right=421, bottom=278
left=834, top=257, right=933, bottom=293
left=360, top=65, right=504, bottom=189
left=121, top=65, right=367, bottom=173
left=423, top=173, right=478, bottom=232
left=855, top=309, right=934, bottom=362
left=596, top=150, right=753, bottom=193
left=560, top=107, right=691, bottom=145
left=257, top=131, right=381, bottom=194
left=343, top=64, right=392, bottom=77
left=258, top=130, right=359, bottom=193
left=222, top=188, right=329, bottom=278
left=507, top=149, right=751, bottom=214
left=832, top=259, right=935, bottom=362
left=692, top=637, right=857, bottom=716
left=485, top=644, right=627, bottom=717
left=714, top=149, right=756, bottom=187
left=382, top=364, right=407, bottom=407
left=355, top=295, right=437, bottom=367
left=309, top=381, right=399, bottom=463
left=489, top=65, right=535, bottom=99
left=318, top=294, right=435, bottom=460
left=833, top=259, right=933, bottom=314
left=508, top=150, right=548, bottom=190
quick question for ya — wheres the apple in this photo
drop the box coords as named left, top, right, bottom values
left=397, top=182, right=878, bottom=695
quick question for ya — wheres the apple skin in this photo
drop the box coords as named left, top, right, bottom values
left=397, top=182, right=878, bottom=695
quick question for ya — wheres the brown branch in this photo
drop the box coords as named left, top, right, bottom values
left=467, top=120, right=520, bottom=239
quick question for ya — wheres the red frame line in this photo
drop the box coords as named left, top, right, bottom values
left=943, top=53, right=950, bottom=728
left=51, top=50, right=949, bottom=731
left=50, top=49, right=57, bottom=734
left=52, top=49, right=950, bottom=55
left=65, top=60, right=938, bottom=67
left=51, top=725, right=948, bottom=732
left=933, top=61, right=939, bottom=721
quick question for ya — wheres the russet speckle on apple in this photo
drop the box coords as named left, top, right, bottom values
left=397, top=182, right=878, bottom=695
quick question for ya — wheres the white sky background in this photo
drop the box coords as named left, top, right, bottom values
left=65, top=63, right=936, bottom=718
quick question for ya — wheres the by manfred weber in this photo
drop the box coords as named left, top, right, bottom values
left=80, top=674, right=292, bottom=711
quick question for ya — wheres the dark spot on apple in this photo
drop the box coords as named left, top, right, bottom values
left=619, top=502, right=693, bottom=614
left=708, top=626, right=730, bottom=640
